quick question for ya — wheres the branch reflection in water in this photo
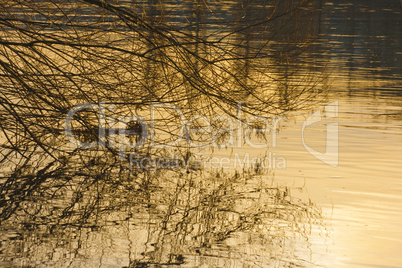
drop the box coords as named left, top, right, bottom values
left=0, top=0, right=329, bottom=267
left=1, top=162, right=326, bottom=267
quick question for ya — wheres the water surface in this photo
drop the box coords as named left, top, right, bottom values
left=0, top=0, right=401, bottom=267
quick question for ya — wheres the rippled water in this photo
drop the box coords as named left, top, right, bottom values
left=0, top=0, right=401, bottom=267
left=272, top=1, right=402, bottom=267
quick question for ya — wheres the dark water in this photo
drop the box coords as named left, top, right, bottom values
left=0, top=1, right=401, bottom=267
